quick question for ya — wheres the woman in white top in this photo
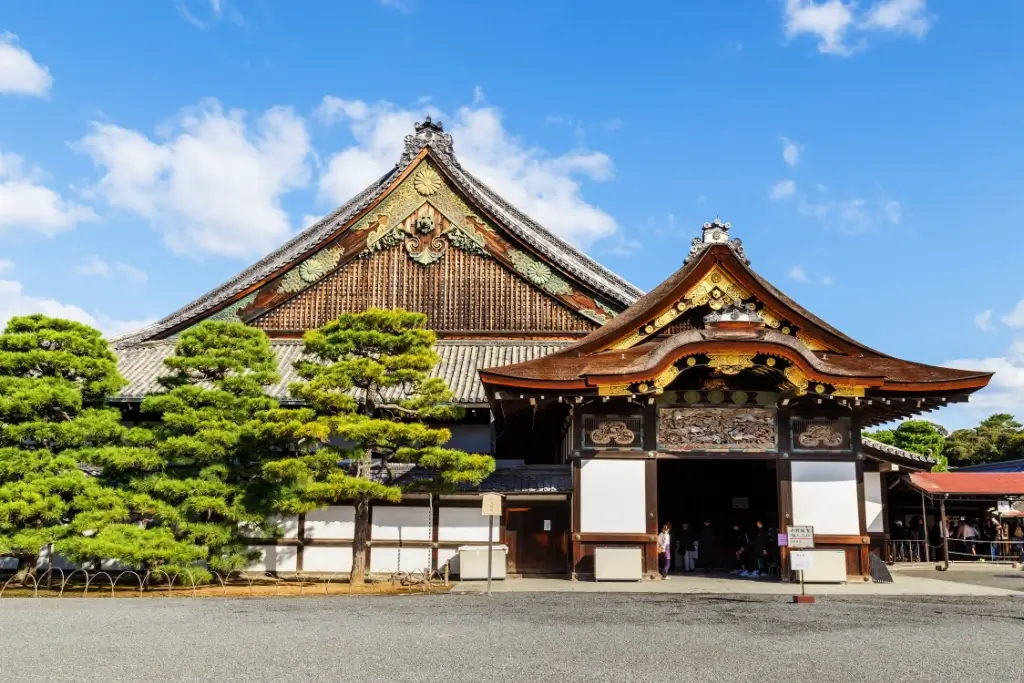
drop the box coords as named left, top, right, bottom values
left=657, top=524, right=672, bottom=579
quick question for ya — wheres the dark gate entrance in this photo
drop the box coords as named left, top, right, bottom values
left=505, top=504, right=569, bottom=575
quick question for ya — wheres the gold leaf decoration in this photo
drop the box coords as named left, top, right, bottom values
left=783, top=366, right=809, bottom=394
left=413, top=167, right=442, bottom=195
left=589, top=421, right=637, bottom=446
left=278, top=247, right=344, bottom=293
left=706, top=353, right=755, bottom=375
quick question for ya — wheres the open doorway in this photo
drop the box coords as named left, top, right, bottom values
left=657, top=458, right=779, bottom=572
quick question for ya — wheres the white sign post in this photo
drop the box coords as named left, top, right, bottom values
left=481, top=493, right=502, bottom=595
left=786, top=525, right=815, bottom=604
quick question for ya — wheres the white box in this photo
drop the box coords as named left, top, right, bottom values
left=457, top=545, right=507, bottom=580
left=594, top=547, right=643, bottom=581
left=794, top=549, right=847, bottom=583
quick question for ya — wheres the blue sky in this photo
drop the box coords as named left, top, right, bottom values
left=1, top=0, right=1022, bottom=429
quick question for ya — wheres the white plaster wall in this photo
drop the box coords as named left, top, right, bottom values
left=791, top=461, right=861, bottom=535
left=863, top=471, right=885, bottom=534
left=245, top=545, right=298, bottom=573
left=371, top=506, right=431, bottom=541
left=302, top=546, right=354, bottom=573
left=369, top=547, right=431, bottom=574
left=438, top=507, right=494, bottom=542
left=580, top=459, right=647, bottom=534
left=266, top=514, right=299, bottom=539
left=304, top=506, right=355, bottom=540
left=437, top=547, right=459, bottom=572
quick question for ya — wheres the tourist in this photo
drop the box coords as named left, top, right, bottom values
left=657, top=523, right=672, bottom=579
left=677, top=522, right=697, bottom=572
left=750, top=519, right=768, bottom=577
left=731, top=523, right=749, bottom=576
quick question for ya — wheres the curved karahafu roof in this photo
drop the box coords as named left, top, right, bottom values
left=111, top=118, right=642, bottom=349
left=479, top=218, right=993, bottom=424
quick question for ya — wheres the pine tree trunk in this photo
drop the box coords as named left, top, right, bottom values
left=14, top=555, right=39, bottom=587
left=350, top=496, right=370, bottom=585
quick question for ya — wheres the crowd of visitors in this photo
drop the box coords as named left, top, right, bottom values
left=889, top=513, right=1024, bottom=563
left=656, top=519, right=781, bottom=579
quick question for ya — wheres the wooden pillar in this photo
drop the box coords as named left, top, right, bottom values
left=295, top=513, right=306, bottom=573
left=645, top=457, right=659, bottom=576
left=777, top=458, right=793, bottom=581
left=940, top=496, right=950, bottom=570
left=571, top=456, right=582, bottom=580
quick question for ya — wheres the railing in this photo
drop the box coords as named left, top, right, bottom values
left=943, top=538, right=1024, bottom=564
left=884, top=539, right=929, bottom=564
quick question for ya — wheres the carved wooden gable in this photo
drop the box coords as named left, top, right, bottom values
left=234, top=158, right=621, bottom=334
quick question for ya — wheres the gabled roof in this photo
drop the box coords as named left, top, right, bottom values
left=862, top=436, right=937, bottom=469
left=479, top=219, right=993, bottom=408
left=111, top=118, right=641, bottom=349
left=907, top=472, right=1024, bottom=497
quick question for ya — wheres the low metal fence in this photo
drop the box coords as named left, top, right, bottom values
left=884, top=540, right=929, bottom=564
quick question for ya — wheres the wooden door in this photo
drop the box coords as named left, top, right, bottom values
left=505, top=505, right=569, bottom=575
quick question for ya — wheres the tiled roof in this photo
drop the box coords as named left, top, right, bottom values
left=907, top=472, right=1024, bottom=496
left=861, top=437, right=937, bottom=467
left=110, top=120, right=641, bottom=349
left=113, top=339, right=570, bottom=405
left=953, top=458, right=1024, bottom=473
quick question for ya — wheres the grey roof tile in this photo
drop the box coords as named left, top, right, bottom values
left=113, top=339, right=569, bottom=405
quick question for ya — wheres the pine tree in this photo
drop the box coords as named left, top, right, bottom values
left=260, top=309, right=495, bottom=584
left=0, top=315, right=197, bottom=584
left=135, top=321, right=282, bottom=575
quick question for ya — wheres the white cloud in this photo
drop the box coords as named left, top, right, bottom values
left=770, top=179, right=797, bottom=200
left=301, top=214, right=324, bottom=228
left=782, top=0, right=934, bottom=56
left=76, top=255, right=110, bottom=278
left=0, top=279, right=152, bottom=338
left=0, top=259, right=13, bottom=273
left=783, top=0, right=857, bottom=55
left=316, top=97, right=619, bottom=249
left=76, top=99, right=312, bottom=259
left=472, top=86, right=486, bottom=105
left=883, top=199, right=902, bottom=224
left=0, top=151, right=98, bottom=235
left=0, top=32, right=52, bottom=97
left=863, top=0, right=932, bottom=38
left=780, top=136, right=804, bottom=167
left=1001, top=299, right=1024, bottom=329
left=975, top=309, right=994, bottom=333
left=789, top=266, right=809, bottom=283
left=939, top=343, right=1024, bottom=428
left=115, top=262, right=148, bottom=284
left=822, top=275, right=834, bottom=286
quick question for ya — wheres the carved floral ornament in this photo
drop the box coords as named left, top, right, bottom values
left=588, top=421, right=637, bottom=446
left=278, top=247, right=345, bottom=294
left=796, top=423, right=845, bottom=449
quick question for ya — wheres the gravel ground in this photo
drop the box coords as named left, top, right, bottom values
left=2, top=594, right=1023, bottom=683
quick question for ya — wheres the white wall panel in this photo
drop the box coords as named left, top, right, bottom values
left=371, top=506, right=431, bottom=541
left=266, top=514, right=299, bottom=539
left=246, top=545, right=297, bottom=573
left=304, top=506, right=355, bottom=540
left=863, top=472, right=884, bottom=533
left=436, top=547, right=459, bottom=572
left=791, top=461, right=860, bottom=535
left=438, top=507, right=494, bottom=542
left=580, top=459, right=646, bottom=534
left=369, top=547, right=431, bottom=574
left=302, top=546, right=353, bottom=573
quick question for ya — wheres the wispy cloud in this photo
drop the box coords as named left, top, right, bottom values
left=75, top=256, right=148, bottom=284
left=975, top=309, right=994, bottom=333
left=0, top=258, right=13, bottom=273
left=780, top=136, right=804, bottom=167
left=1001, top=299, right=1024, bottom=329
left=789, top=266, right=809, bottom=283
left=782, top=0, right=934, bottom=57
left=770, top=179, right=797, bottom=200
left=0, top=32, right=52, bottom=97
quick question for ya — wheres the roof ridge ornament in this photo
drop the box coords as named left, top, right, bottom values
left=401, top=115, right=457, bottom=166
left=684, top=217, right=751, bottom=266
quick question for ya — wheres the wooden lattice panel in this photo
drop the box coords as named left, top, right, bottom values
left=251, top=247, right=598, bottom=333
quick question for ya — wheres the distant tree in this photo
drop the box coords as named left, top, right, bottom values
left=864, top=420, right=949, bottom=471
left=259, top=309, right=495, bottom=585
left=133, top=321, right=283, bottom=577
left=0, top=316, right=195, bottom=585
left=944, top=413, right=1024, bottom=467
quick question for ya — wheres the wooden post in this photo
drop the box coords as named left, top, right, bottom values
left=920, top=490, right=930, bottom=563
left=486, top=515, right=494, bottom=596
left=939, top=496, right=949, bottom=571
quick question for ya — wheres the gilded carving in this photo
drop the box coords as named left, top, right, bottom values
left=831, top=384, right=866, bottom=397
left=279, top=247, right=344, bottom=293
left=579, top=309, right=609, bottom=324
left=796, top=423, right=845, bottom=449
left=596, top=300, right=619, bottom=319
left=653, top=365, right=681, bottom=390
left=706, top=353, right=755, bottom=375
left=685, top=266, right=750, bottom=311
left=413, top=167, right=442, bottom=196
left=796, top=332, right=832, bottom=352
left=658, top=407, right=777, bottom=451
left=783, top=366, right=809, bottom=394
left=506, top=249, right=574, bottom=296
left=597, top=383, right=633, bottom=396
left=758, top=307, right=782, bottom=329
left=589, top=421, right=637, bottom=446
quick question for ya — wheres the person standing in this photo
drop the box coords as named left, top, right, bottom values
left=731, top=523, right=748, bottom=575
left=677, top=522, right=697, bottom=572
left=750, top=519, right=768, bottom=577
left=657, top=524, right=672, bottom=579
left=697, top=520, right=716, bottom=572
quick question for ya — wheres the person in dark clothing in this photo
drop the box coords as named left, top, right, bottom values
left=697, top=520, right=716, bottom=572
left=730, top=523, right=748, bottom=575
left=750, top=519, right=769, bottom=576
left=677, top=522, right=697, bottom=572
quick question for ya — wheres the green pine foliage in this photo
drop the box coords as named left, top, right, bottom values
left=0, top=315, right=196, bottom=583
left=134, top=321, right=283, bottom=575
left=259, top=308, right=495, bottom=584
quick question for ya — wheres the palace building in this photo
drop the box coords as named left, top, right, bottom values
left=111, top=119, right=992, bottom=581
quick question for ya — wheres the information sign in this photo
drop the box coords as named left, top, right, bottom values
left=789, top=551, right=815, bottom=572
left=481, top=493, right=502, bottom=517
left=787, top=525, right=815, bottom=549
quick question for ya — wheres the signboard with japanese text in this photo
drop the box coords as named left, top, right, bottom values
left=787, top=525, right=815, bottom=549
